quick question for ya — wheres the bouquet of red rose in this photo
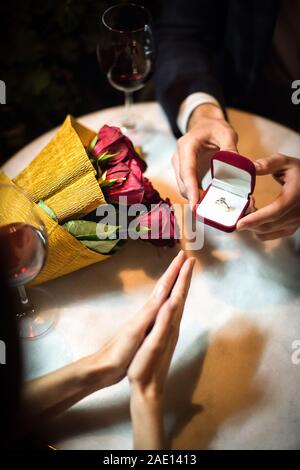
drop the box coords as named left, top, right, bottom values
left=61, top=124, right=179, bottom=254
left=3, top=116, right=179, bottom=285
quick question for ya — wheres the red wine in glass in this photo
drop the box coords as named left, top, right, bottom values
left=0, top=222, right=47, bottom=286
left=107, top=42, right=153, bottom=93
left=98, top=4, right=154, bottom=133
left=108, top=65, right=152, bottom=93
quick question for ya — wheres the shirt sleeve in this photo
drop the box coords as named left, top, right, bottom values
left=177, top=92, right=222, bottom=134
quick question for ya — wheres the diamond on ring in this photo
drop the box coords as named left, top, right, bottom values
left=215, top=196, right=230, bottom=211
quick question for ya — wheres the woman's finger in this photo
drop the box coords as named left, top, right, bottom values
left=151, top=250, right=187, bottom=302
left=131, top=258, right=195, bottom=351
left=145, top=257, right=195, bottom=346
left=169, top=257, right=195, bottom=322
left=128, top=251, right=187, bottom=336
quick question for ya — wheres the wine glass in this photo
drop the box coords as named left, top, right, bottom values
left=0, top=183, right=56, bottom=339
left=97, top=3, right=154, bottom=142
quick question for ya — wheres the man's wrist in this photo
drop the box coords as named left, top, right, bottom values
left=188, top=103, right=225, bottom=130
left=177, top=92, right=223, bottom=134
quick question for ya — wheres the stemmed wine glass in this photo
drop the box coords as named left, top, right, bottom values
left=0, top=183, right=56, bottom=339
left=97, top=3, right=155, bottom=142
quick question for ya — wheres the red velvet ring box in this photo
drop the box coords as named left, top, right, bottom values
left=195, top=150, right=256, bottom=232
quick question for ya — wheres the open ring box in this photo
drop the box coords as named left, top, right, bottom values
left=195, top=150, right=256, bottom=232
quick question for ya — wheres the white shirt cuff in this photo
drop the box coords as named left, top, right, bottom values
left=177, top=92, right=222, bottom=134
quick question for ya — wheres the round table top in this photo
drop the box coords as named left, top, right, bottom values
left=3, top=103, right=300, bottom=450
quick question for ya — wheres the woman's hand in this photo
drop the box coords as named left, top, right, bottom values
left=237, top=153, right=300, bottom=240
left=21, top=251, right=194, bottom=429
left=128, top=253, right=195, bottom=449
left=128, top=255, right=195, bottom=396
left=90, top=250, right=192, bottom=390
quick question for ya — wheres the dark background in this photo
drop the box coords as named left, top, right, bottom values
left=0, top=0, right=158, bottom=165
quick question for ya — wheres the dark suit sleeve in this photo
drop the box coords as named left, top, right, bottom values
left=154, top=0, right=226, bottom=135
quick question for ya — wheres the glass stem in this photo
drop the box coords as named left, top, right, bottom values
left=18, top=285, right=29, bottom=305
left=123, top=91, right=135, bottom=129
left=17, top=285, right=34, bottom=318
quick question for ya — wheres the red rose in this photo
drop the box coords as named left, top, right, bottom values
left=142, top=177, right=161, bottom=204
left=95, top=125, right=123, bottom=150
left=101, top=159, right=145, bottom=205
left=134, top=199, right=180, bottom=247
left=92, top=125, right=147, bottom=173
left=102, top=163, right=129, bottom=188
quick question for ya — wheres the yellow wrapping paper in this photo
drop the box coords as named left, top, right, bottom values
left=14, top=115, right=106, bottom=222
left=0, top=116, right=110, bottom=285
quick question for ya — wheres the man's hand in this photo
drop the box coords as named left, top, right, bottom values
left=173, top=103, right=239, bottom=208
left=237, top=153, right=300, bottom=240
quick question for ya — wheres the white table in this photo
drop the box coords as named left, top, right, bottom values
left=3, top=103, right=300, bottom=450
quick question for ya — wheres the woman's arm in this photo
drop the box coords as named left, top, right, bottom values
left=21, top=354, right=107, bottom=429
left=130, top=391, right=164, bottom=450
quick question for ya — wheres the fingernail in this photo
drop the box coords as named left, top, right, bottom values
left=239, top=225, right=251, bottom=231
left=189, top=257, right=196, bottom=267
left=254, top=160, right=262, bottom=169
left=177, top=249, right=185, bottom=258
left=184, top=257, right=196, bottom=271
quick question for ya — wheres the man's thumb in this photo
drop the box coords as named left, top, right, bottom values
left=254, top=153, right=287, bottom=175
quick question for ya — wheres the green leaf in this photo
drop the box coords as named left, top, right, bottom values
left=89, top=135, right=98, bottom=151
left=82, top=238, right=120, bottom=254
left=63, top=220, right=119, bottom=241
left=37, top=200, right=58, bottom=222
left=97, top=152, right=118, bottom=162
left=128, top=225, right=151, bottom=235
left=98, top=170, right=107, bottom=185
left=100, top=177, right=126, bottom=188
left=137, top=226, right=151, bottom=234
